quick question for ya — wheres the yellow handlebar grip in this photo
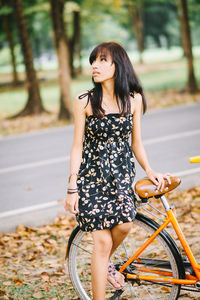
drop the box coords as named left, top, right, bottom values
left=189, top=156, right=200, bottom=163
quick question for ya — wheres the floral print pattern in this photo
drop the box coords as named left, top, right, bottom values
left=76, top=113, right=137, bottom=232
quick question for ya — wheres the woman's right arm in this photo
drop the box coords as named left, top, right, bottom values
left=64, top=93, right=87, bottom=214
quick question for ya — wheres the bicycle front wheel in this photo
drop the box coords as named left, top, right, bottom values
left=66, top=213, right=184, bottom=300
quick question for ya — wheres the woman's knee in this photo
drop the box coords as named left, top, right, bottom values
left=92, top=230, right=113, bottom=256
left=114, top=222, right=133, bottom=236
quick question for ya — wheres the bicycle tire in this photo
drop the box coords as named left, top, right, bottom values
left=66, top=213, right=185, bottom=300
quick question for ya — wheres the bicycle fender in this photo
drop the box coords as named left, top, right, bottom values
left=136, top=212, right=185, bottom=279
left=66, top=225, right=80, bottom=260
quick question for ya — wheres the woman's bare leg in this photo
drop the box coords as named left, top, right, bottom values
left=110, top=222, right=133, bottom=257
left=108, top=222, right=133, bottom=286
left=91, top=222, right=133, bottom=299
left=91, top=229, right=113, bottom=300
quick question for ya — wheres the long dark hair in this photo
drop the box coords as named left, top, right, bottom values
left=79, top=42, right=147, bottom=117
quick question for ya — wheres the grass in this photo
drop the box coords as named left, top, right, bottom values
left=0, top=77, right=94, bottom=118
left=0, top=47, right=199, bottom=120
left=140, top=56, right=200, bottom=91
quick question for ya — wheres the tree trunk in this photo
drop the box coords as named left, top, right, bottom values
left=178, top=0, right=198, bottom=93
left=3, top=14, right=19, bottom=85
left=128, top=1, right=144, bottom=63
left=178, top=8, right=187, bottom=57
left=49, top=0, right=73, bottom=120
left=73, top=10, right=82, bottom=75
left=68, top=38, right=74, bottom=78
left=12, top=0, right=45, bottom=117
left=153, top=35, right=162, bottom=48
left=69, top=10, right=82, bottom=77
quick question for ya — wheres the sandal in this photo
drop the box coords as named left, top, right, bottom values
left=107, top=262, right=125, bottom=290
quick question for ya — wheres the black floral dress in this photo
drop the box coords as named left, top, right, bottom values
left=76, top=111, right=137, bottom=232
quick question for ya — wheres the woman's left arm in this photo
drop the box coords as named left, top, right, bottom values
left=131, top=93, right=171, bottom=191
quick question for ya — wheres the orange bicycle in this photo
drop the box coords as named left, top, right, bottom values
left=66, top=156, right=200, bottom=299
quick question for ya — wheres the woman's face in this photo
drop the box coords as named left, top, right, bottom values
left=91, top=51, right=115, bottom=83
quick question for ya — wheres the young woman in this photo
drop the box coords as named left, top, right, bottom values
left=65, top=42, right=171, bottom=300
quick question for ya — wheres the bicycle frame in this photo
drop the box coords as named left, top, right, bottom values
left=119, top=195, right=200, bottom=286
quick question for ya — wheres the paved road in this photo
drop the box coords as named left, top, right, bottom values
left=0, top=102, right=200, bottom=232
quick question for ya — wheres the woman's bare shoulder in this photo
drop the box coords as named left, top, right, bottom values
left=74, top=90, right=92, bottom=116
left=130, top=92, right=142, bottom=113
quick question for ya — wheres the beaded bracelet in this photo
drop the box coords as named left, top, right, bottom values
left=67, top=190, right=79, bottom=194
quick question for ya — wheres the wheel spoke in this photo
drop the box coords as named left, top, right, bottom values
left=72, top=241, right=92, bottom=255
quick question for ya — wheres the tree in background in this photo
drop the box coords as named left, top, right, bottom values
left=127, top=0, right=144, bottom=63
left=188, top=0, right=200, bottom=46
left=49, top=0, right=72, bottom=120
left=68, top=8, right=81, bottom=77
left=25, top=4, right=55, bottom=70
left=143, top=1, right=177, bottom=49
left=0, top=0, right=199, bottom=121
left=0, top=1, right=19, bottom=85
left=178, top=0, right=198, bottom=93
left=125, top=0, right=178, bottom=60
left=12, top=0, right=45, bottom=116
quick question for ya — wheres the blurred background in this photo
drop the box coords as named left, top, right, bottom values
left=0, top=1, right=200, bottom=297
left=0, top=0, right=199, bottom=134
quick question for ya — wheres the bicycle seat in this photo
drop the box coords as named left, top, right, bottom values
left=135, top=176, right=181, bottom=199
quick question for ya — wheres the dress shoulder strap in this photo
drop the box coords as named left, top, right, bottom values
left=129, top=91, right=135, bottom=98
left=78, top=89, right=94, bottom=109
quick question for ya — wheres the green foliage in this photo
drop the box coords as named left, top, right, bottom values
left=0, top=0, right=199, bottom=103
left=18, top=0, right=54, bottom=61
left=79, top=0, right=135, bottom=49
left=1, top=0, right=199, bottom=65
left=188, top=0, right=200, bottom=45
left=29, top=10, right=54, bottom=62
left=0, top=4, right=16, bottom=51
left=143, top=1, right=180, bottom=48
left=0, top=4, right=13, bottom=15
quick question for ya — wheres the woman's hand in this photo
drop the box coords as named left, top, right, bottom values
left=146, top=169, right=172, bottom=191
left=64, top=192, right=79, bottom=214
